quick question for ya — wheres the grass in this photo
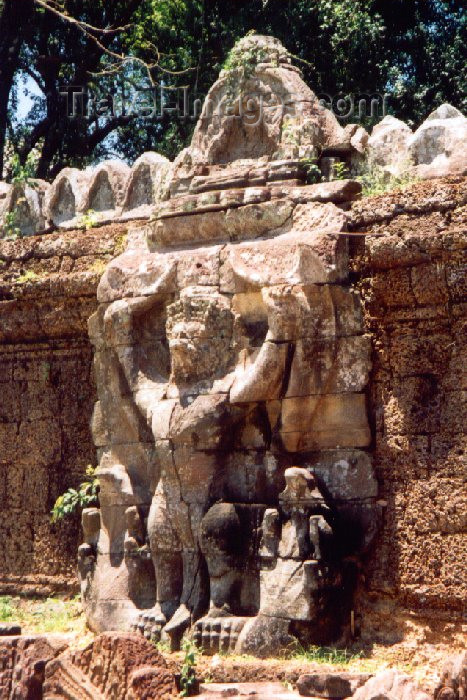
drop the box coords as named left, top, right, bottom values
left=0, top=596, right=16, bottom=621
left=155, top=639, right=172, bottom=654
left=292, top=644, right=363, bottom=665
left=0, top=595, right=87, bottom=636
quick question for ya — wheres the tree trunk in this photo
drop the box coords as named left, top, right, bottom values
left=0, top=0, right=33, bottom=177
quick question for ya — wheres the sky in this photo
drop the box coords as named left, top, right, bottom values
left=16, top=75, right=43, bottom=122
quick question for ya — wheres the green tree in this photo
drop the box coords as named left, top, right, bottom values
left=2, top=0, right=465, bottom=178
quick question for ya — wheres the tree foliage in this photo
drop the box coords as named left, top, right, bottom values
left=1, top=0, right=465, bottom=179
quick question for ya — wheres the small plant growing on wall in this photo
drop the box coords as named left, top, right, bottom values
left=51, top=465, right=99, bottom=523
left=332, top=161, right=350, bottom=180
left=79, top=209, right=98, bottom=230
left=16, top=270, right=40, bottom=284
left=179, top=638, right=199, bottom=697
left=300, top=156, right=323, bottom=184
left=3, top=210, right=22, bottom=240
left=222, top=32, right=270, bottom=100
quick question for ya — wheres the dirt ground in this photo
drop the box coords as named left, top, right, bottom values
left=2, top=592, right=465, bottom=695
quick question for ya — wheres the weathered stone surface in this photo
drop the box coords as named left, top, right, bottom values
left=151, top=199, right=293, bottom=247
left=236, top=615, right=297, bottom=658
left=120, top=152, right=171, bottom=220
left=0, top=634, right=68, bottom=700
left=223, top=231, right=349, bottom=291
left=411, top=152, right=467, bottom=179
left=278, top=393, right=371, bottom=451
left=348, top=176, right=467, bottom=229
left=183, top=33, right=349, bottom=170
left=297, top=672, right=371, bottom=698
left=350, top=177, right=467, bottom=617
left=367, top=115, right=413, bottom=175
left=0, top=223, right=127, bottom=596
left=289, top=179, right=362, bottom=204
left=351, top=670, right=430, bottom=700
left=1, top=179, right=49, bottom=237
left=408, top=104, right=467, bottom=168
left=44, top=167, right=93, bottom=228
left=364, top=106, right=467, bottom=181
left=285, top=335, right=372, bottom=396
left=97, top=250, right=177, bottom=302
left=43, top=632, right=176, bottom=700
left=199, top=681, right=300, bottom=698
left=230, top=341, right=288, bottom=403
left=292, top=201, right=348, bottom=233
left=434, top=651, right=467, bottom=700
left=84, top=160, right=131, bottom=221
left=312, top=450, right=378, bottom=501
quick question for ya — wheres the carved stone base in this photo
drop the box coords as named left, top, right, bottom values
left=193, top=616, right=250, bottom=654
left=132, top=611, right=166, bottom=643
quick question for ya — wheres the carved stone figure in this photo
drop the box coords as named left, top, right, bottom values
left=2, top=178, right=49, bottom=236
left=80, top=35, right=380, bottom=655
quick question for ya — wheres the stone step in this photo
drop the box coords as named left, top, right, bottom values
left=198, top=681, right=301, bottom=698
left=0, top=624, right=21, bottom=636
left=297, top=673, right=372, bottom=698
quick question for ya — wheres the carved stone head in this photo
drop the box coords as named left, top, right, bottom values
left=166, top=289, right=233, bottom=384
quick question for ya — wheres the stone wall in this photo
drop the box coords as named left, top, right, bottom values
left=0, top=178, right=464, bottom=622
left=0, top=33, right=464, bottom=641
left=349, top=177, right=466, bottom=620
left=0, top=224, right=127, bottom=594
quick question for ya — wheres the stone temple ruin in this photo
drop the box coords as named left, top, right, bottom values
left=76, top=35, right=385, bottom=655
left=0, top=35, right=466, bottom=687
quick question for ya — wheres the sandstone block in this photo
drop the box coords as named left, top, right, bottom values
left=292, top=201, right=348, bottom=234
left=44, top=167, right=93, bottom=228
left=351, top=669, right=430, bottom=700
left=2, top=180, right=49, bottom=237
left=286, top=335, right=372, bottom=396
left=289, top=179, right=362, bottom=204
left=278, top=393, right=371, bottom=451
left=43, top=632, right=176, bottom=700
left=84, top=160, right=131, bottom=221
left=297, top=672, right=371, bottom=698
left=97, top=250, right=176, bottom=302
left=367, top=115, right=413, bottom=175
left=231, top=341, right=288, bottom=403
left=225, top=232, right=348, bottom=291
left=120, top=152, right=171, bottom=220
left=408, top=104, right=467, bottom=167
left=311, top=449, right=378, bottom=501
left=151, top=200, right=293, bottom=247
left=236, top=615, right=297, bottom=658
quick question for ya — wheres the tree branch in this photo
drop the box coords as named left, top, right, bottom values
left=33, top=0, right=196, bottom=88
left=87, top=113, right=134, bottom=151
left=33, top=0, right=132, bottom=35
left=19, top=64, right=46, bottom=94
